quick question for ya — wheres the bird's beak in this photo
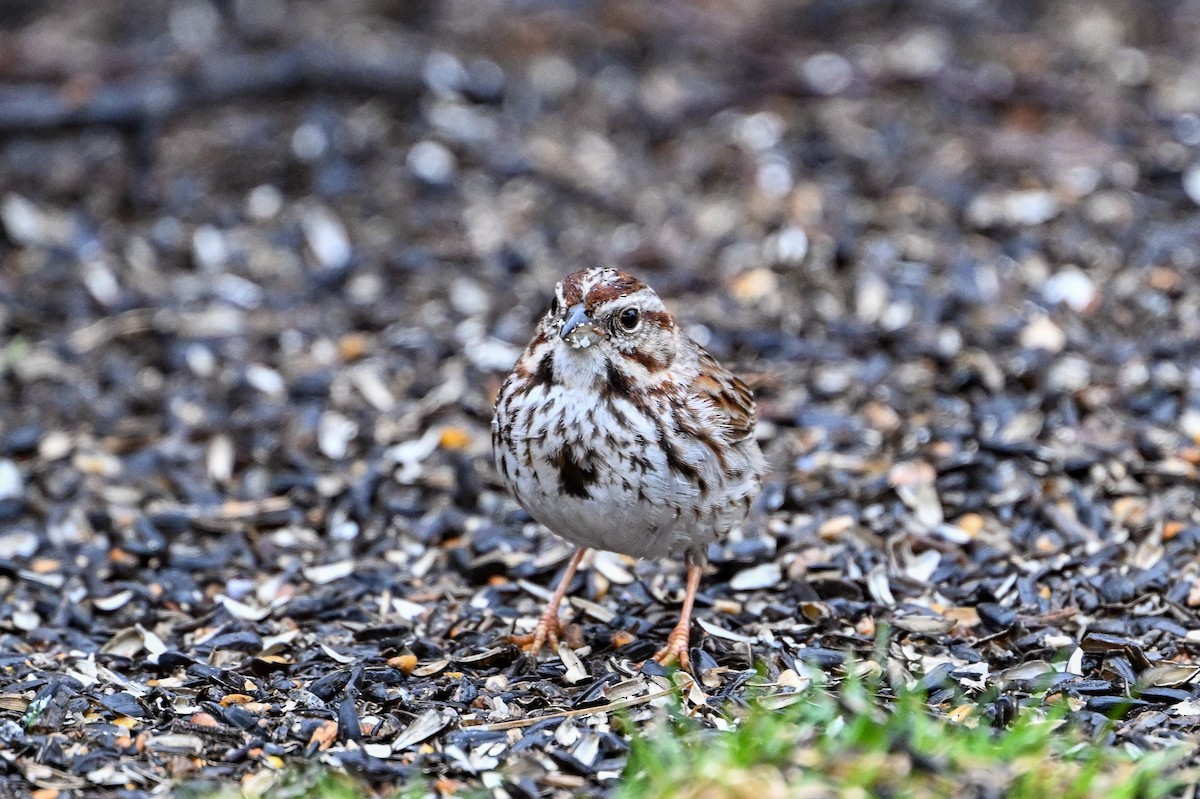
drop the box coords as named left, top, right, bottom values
left=560, top=303, right=597, bottom=347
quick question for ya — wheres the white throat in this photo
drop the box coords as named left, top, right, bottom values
left=552, top=341, right=607, bottom=388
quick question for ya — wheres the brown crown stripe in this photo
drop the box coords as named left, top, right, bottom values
left=559, top=268, right=651, bottom=311
left=559, top=269, right=589, bottom=306
left=584, top=274, right=647, bottom=309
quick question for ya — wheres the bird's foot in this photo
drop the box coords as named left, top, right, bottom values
left=507, top=548, right=589, bottom=660
left=508, top=606, right=563, bottom=658
left=651, top=624, right=692, bottom=673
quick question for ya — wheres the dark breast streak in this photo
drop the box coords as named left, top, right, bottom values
left=604, top=361, right=633, bottom=398
left=531, top=352, right=555, bottom=387
left=550, top=447, right=598, bottom=498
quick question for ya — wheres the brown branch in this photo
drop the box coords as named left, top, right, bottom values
left=0, top=46, right=423, bottom=134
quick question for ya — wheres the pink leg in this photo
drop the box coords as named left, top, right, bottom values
left=652, top=562, right=703, bottom=672
left=509, top=548, right=588, bottom=656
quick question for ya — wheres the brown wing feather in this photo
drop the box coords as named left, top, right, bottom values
left=690, top=348, right=758, bottom=443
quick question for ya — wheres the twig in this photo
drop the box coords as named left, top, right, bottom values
left=195, top=496, right=294, bottom=521
left=463, top=685, right=676, bottom=731
left=1017, top=607, right=1080, bottom=626
left=68, top=309, right=159, bottom=352
left=67, top=306, right=311, bottom=353
left=148, top=496, right=294, bottom=526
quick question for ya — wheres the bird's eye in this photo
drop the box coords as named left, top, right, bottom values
left=549, top=298, right=560, bottom=316
left=618, top=307, right=640, bottom=331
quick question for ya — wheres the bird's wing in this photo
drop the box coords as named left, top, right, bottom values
left=688, top=347, right=758, bottom=443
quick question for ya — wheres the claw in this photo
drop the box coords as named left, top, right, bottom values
left=507, top=609, right=562, bottom=657
left=651, top=624, right=692, bottom=673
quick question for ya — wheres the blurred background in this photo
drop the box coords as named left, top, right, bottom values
left=2, top=0, right=1200, bottom=792
left=3, top=0, right=1200, bottom=469
left=3, top=0, right=1200, bottom=515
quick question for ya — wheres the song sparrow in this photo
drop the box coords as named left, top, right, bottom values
left=492, top=267, right=766, bottom=670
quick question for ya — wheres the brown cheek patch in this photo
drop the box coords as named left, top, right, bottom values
left=629, top=349, right=667, bottom=372
left=640, top=310, right=674, bottom=329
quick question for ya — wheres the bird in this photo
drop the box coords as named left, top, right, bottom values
left=491, top=267, right=766, bottom=670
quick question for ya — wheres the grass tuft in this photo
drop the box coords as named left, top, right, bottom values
left=617, top=670, right=1191, bottom=799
